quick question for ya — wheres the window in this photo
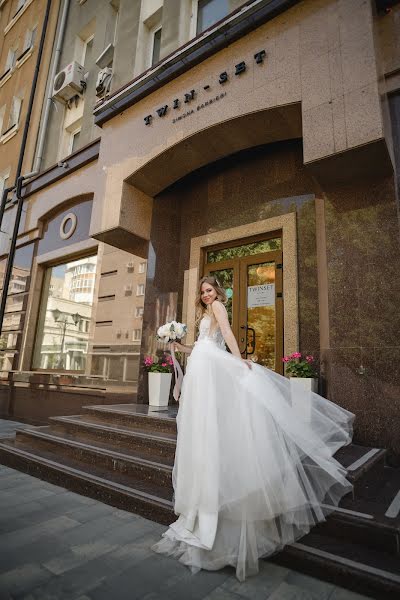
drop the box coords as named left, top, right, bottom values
left=82, top=35, right=94, bottom=68
left=23, top=25, right=37, bottom=52
left=0, top=105, right=5, bottom=135
left=15, top=0, right=26, bottom=16
left=196, top=0, right=229, bottom=35
left=69, top=128, right=81, bottom=154
left=5, top=48, right=17, bottom=72
left=0, top=173, right=10, bottom=196
left=136, top=284, right=145, bottom=296
left=135, top=306, right=144, bottom=318
left=151, top=27, right=161, bottom=66
left=8, top=96, right=22, bottom=129
left=138, top=262, right=146, bottom=274
left=32, top=255, right=97, bottom=371
left=133, top=329, right=141, bottom=341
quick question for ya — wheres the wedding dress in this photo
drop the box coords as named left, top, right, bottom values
left=151, top=314, right=354, bottom=581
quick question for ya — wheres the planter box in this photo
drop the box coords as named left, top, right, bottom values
left=290, top=377, right=318, bottom=422
left=148, top=372, right=172, bottom=407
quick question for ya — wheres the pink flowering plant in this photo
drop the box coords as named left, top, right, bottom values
left=282, top=352, right=318, bottom=378
left=143, top=354, right=174, bottom=374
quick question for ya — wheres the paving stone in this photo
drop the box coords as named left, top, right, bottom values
left=43, top=540, right=119, bottom=575
left=329, top=588, right=371, bottom=600
left=221, top=561, right=290, bottom=598
left=85, top=554, right=189, bottom=600
left=202, top=587, right=245, bottom=600
left=0, top=534, right=70, bottom=574
left=0, top=563, right=53, bottom=597
left=0, top=516, right=80, bottom=552
left=0, top=487, right=57, bottom=509
left=285, top=570, right=335, bottom=599
left=268, top=581, right=318, bottom=600
left=154, top=567, right=232, bottom=600
left=66, top=502, right=115, bottom=524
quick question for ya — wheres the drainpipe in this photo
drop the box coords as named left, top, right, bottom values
left=33, top=0, right=70, bottom=172
left=0, top=0, right=52, bottom=335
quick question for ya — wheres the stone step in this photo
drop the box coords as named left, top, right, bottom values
left=81, top=403, right=178, bottom=436
left=48, top=415, right=176, bottom=464
left=273, top=531, right=400, bottom=600
left=14, top=427, right=174, bottom=496
left=0, top=439, right=174, bottom=525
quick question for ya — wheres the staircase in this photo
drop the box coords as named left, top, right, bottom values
left=0, top=403, right=399, bottom=599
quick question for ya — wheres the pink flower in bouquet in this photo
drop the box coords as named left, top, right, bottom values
left=161, top=362, right=167, bottom=367
left=282, top=356, right=290, bottom=363
left=291, top=352, right=302, bottom=359
left=306, top=355, right=314, bottom=363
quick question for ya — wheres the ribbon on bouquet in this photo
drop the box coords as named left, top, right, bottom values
left=170, top=343, right=184, bottom=402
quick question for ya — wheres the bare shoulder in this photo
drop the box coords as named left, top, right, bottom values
left=211, top=300, right=228, bottom=316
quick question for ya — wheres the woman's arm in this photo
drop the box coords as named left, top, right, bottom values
left=211, top=301, right=244, bottom=360
left=171, top=341, right=193, bottom=355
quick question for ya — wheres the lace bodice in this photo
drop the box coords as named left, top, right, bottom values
left=197, top=315, right=226, bottom=350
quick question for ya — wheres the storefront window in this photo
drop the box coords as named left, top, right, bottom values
left=32, top=255, right=97, bottom=371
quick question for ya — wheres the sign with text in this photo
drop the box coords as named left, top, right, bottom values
left=247, top=284, right=275, bottom=308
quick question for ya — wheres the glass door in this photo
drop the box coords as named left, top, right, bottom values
left=203, top=237, right=283, bottom=373
left=239, top=251, right=283, bottom=372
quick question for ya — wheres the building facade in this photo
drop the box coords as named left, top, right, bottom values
left=0, top=0, right=400, bottom=460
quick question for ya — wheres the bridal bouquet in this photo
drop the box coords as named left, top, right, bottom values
left=156, top=321, right=187, bottom=402
left=157, top=321, right=187, bottom=343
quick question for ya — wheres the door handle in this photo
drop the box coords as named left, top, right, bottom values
left=239, top=325, right=247, bottom=355
left=247, top=326, right=256, bottom=355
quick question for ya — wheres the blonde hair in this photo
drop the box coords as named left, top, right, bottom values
left=195, top=276, right=227, bottom=330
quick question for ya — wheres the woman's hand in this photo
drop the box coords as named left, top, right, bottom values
left=170, top=341, right=185, bottom=353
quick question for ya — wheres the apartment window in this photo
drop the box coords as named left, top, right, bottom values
left=151, top=27, right=161, bottom=66
left=82, top=36, right=94, bottom=68
left=0, top=173, right=10, bottom=196
left=32, top=255, right=97, bottom=371
left=5, top=48, right=17, bottom=72
left=135, top=306, right=144, bottom=318
left=196, top=0, right=229, bottom=35
left=69, top=128, right=81, bottom=154
left=15, top=0, right=26, bottom=16
left=0, top=105, right=5, bottom=135
left=136, top=284, right=144, bottom=296
left=133, top=329, right=141, bottom=341
left=24, top=25, right=37, bottom=51
left=8, top=96, right=22, bottom=129
left=138, top=262, right=146, bottom=274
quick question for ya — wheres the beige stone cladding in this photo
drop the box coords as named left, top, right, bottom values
left=0, top=0, right=59, bottom=187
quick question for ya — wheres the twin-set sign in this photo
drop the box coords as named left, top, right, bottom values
left=144, top=50, right=266, bottom=126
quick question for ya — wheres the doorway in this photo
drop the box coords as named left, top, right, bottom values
left=203, top=234, right=283, bottom=373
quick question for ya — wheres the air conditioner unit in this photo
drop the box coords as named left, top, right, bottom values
left=52, top=61, right=86, bottom=103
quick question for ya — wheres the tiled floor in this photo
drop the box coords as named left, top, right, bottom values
left=0, top=419, right=371, bottom=600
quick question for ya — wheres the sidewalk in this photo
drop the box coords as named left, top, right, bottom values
left=0, top=419, right=371, bottom=600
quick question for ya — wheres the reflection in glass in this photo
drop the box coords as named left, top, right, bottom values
left=209, top=267, right=233, bottom=324
left=33, top=256, right=97, bottom=370
left=197, top=0, right=229, bottom=34
left=207, top=238, right=281, bottom=263
left=247, top=262, right=276, bottom=370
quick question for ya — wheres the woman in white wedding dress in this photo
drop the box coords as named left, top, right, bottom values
left=151, top=276, right=354, bottom=581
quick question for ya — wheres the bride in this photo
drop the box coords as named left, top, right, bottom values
left=151, top=276, right=354, bottom=581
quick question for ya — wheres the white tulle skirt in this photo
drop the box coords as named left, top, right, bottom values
left=151, top=339, right=354, bottom=581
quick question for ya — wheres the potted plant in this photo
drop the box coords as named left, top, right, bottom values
left=144, top=354, right=174, bottom=407
left=283, top=352, right=318, bottom=420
